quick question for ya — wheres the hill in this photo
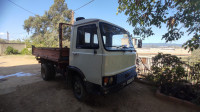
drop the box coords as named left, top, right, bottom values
left=142, top=43, right=182, bottom=48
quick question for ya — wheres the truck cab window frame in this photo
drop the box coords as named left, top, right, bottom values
left=76, top=24, right=99, bottom=49
left=99, top=22, right=134, bottom=51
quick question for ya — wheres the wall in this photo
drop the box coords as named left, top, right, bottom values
left=136, top=48, right=191, bottom=58
left=121, top=38, right=138, bottom=48
left=0, top=43, right=26, bottom=55
left=136, top=48, right=191, bottom=75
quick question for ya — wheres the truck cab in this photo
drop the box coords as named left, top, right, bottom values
left=32, top=18, right=137, bottom=101
left=69, top=18, right=137, bottom=94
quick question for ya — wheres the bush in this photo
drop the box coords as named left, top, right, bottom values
left=151, top=53, right=186, bottom=85
left=20, top=48, right=31, bottom=55
left=144, top=74, right=155, bottom=82
left=161, top=83, right=198, bottom=103
left=160, top=82, right=200, bottom=105
left=148, top=53, right=200, bottom=105
left=4, top=46, right=19, bottom=55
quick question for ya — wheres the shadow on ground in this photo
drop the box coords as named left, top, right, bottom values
left=0, top=74, right=198, bottom=112
left=0, top=64, right=40, bottom=76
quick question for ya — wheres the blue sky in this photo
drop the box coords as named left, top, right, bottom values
left=0, top=0, right=190, bottom=44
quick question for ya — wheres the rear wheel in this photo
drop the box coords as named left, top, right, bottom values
left=41, top=63, right=55, bottom=81
left=73, top=76, right=88, bottom=101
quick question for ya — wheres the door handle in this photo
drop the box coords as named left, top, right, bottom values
left=72, top=52, right=79, bottom=55
left=94, top=49, right=97, bottom=54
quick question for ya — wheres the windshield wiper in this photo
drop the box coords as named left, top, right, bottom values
left=106, top=45, right=133, bottom=49
left=115, top=45, right=128, bottom=49
left=105, top=45, right=118, bottom=47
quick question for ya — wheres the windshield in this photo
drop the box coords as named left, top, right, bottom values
left=99, top=22, right=134, bottom=51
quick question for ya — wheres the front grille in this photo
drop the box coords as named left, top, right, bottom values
left=116, top=67, right=136, bottom=83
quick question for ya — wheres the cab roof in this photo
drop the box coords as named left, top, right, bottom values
left=74, top=18, right=126, bottom=31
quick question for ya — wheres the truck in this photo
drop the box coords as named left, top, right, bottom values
left=32, top=17, right=137, bottom=101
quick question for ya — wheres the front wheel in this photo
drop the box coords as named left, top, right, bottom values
left=73, top=76, right=88, bottom=101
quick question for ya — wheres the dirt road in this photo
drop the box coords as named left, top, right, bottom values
left=0, top=55, right=198, bottom=112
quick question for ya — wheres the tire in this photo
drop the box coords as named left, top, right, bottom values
left=73, top=76, right=88, bottom=101
left=41, top=63, right=55, bottom=81
left=49, top=64, right=56, bottom=79
left=65, top=70, right=72, bottom=89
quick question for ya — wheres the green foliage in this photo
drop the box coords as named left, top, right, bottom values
left=182, top=34, right=200, bottom=52
left=23, top=0, right=72, bottom=47
left=4, top=46, right=19, bottom=55
left=151, top=53, right=186, bottom=85
left=9, top=39, right=23, bottom=43
left=0, top=38, right=6, bottom=43
left=144, top=74, right=155, bottom=82
left=23, top=38, right=32, bottom=48
left=118, top=0, right=200, bottom=51
left=190, top=48, right=200, bottom=63
left=146, top=53, right=200, bottom=105
left=161, top=82, right=200, bottom=105
left=20, top=48, right=31, bottom=55
left=189, top=63, right=200, bottom=83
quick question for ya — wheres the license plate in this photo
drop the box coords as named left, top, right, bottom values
left=127, top=77, right=134, bottom=84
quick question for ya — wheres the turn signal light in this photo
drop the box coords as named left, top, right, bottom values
left=104, top=77, right=109, bottom=86
left=103, top=77, right=114, bottom=86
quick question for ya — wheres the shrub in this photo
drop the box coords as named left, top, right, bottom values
left=144, top=74, right=155, bottom=82
left=4, top=46, right=19, bottom=55
left=147, top=53, right=200, bottom=105
left=151, top=53, right=186, bottom=85
left=160, top=82, right=198, bottom=102
left=20, top=48, right=31, bottom=55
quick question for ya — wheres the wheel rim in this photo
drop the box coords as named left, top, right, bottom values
left=74, top=81, right=82, bottom=97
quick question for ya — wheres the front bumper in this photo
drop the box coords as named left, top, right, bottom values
left=85, top=67, right=137, bottom=95
left=101, top=67, right=137, bottom=94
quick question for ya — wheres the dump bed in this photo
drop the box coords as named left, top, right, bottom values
left=32, top=45, right=69, bottom=63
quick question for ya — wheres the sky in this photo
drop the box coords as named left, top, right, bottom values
left=0, top=0, right=190, bottom=44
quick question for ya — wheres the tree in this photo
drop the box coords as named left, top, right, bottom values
left=118, top=0, right=200, bottom=51
left=189, top=48, right=200, bottom=63
left=23, top=38, right=32, bottom=48
left=24, top=0, right=72, bottom=47
left=9, top=39, right=23, bottom=43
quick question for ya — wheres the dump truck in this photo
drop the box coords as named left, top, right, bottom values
left=32, top=17, right=137, bottom=101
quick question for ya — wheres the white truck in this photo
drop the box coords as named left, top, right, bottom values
left=32, top=17, right=137, bottom=101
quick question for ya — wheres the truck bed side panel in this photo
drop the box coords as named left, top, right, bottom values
left=32, top=46, right=69, bottom=63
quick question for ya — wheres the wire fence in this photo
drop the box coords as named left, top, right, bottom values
left=136, top=56, right=200, bottom=85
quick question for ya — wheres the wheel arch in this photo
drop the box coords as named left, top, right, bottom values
left=67, top=66, right=86, bottom=81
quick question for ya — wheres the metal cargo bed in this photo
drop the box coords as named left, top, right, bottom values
left=32, top=45, right=69, bottom=63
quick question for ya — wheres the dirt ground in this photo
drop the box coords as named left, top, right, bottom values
left=0, top=55, right=41, bottom=95
left=0, top=55, right=199, bottom=112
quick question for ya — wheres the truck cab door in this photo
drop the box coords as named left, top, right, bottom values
left=70, top=23, right=102, bottom=85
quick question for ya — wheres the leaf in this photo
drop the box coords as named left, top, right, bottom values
left=117, top=0, right=200, bottom=51
left=23, top=0, right=71, bottom=47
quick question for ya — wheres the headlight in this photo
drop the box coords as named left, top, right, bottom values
left=109, top=77, right=113, bottom=84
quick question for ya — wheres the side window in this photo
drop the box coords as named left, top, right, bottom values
left=103, top=36, right=106, bottom=44
left=76, top=24, right=99, bottom=49
left=85, top=33, right=90, bottom=43
left=94, top=34, right=98, bottom=44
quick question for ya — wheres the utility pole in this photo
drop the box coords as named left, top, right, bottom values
left=71, top=11, right=74, bottom=24
left=7, top=31, right=9, bottom=43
